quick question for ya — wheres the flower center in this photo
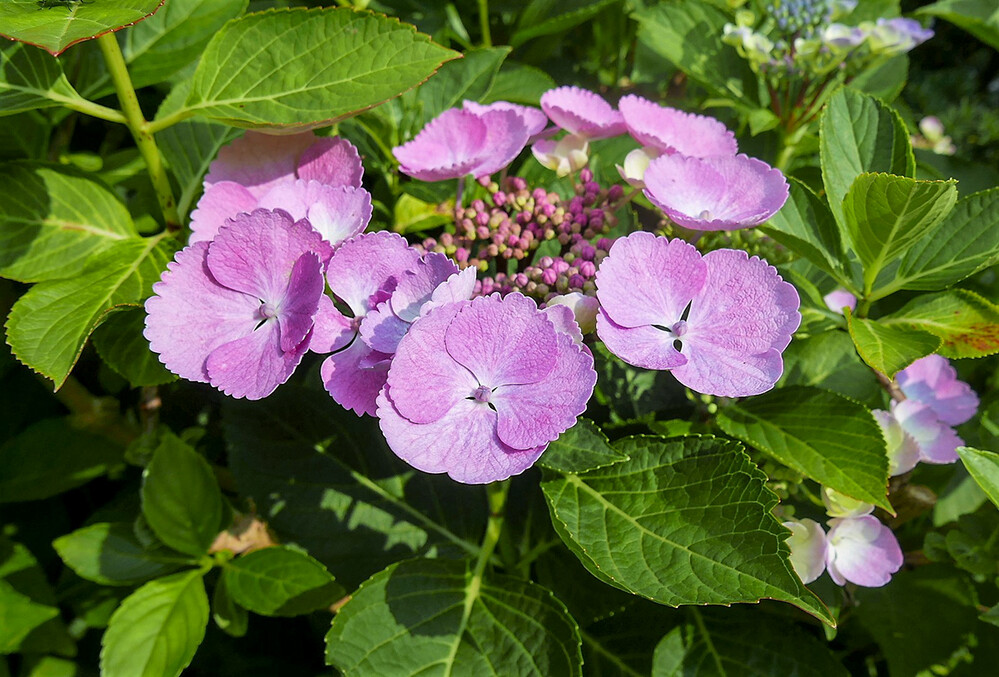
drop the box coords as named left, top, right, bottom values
left=258, top=302, right=279, bottom=320
left=472, top=385, right=492, bottom=403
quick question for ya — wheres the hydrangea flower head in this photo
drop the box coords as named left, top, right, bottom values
left=825, top=516, right=903, bottom=587
left=896, top=354, right=979, bottom=426
left=643, top=153, right=789, bottom=231
left=783, top=518, right=827, bottom=584
left=377, top=293, right=596, bottom=484
left=191, top=132, right=366, bottom=243
left=540, top=86, right=626, bottom=140
left=393, top=107, right=530, bottom=182
left=618, top=94, right=738, bottom=158
left=145, top=209, right=331, bottom=400
left=595, top=233, right=800, bottom=397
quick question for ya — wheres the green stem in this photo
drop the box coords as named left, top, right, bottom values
left=465, top=482, right=510, bottom=613
left=60, top=98, right=127, bottom=125
left=146, top=108, right=196, bottom=135
left=855, top=297, right=872, bottom=319
left=477, top=0, right=492, bottom=47
left=775, top=123, right=807, bottom=172
left=97, top=33, right=180, bottom=230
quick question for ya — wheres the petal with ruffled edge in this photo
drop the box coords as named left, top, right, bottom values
left=596, top=311, right=686, bottom=370
left=320, top=339, right=392, bottom=417
left=296, top=136, right=364, bottom=187
left=144, top=242, right=260, bottom=383
left=424, top=266, right=477, bottom=312
left=595, top=232, right=706, bottom=329
left=644, top=154, right=789, bottom=231
left=618, top=94, right=738, bottom=157
left=492, top=330, right=596, bottom=450
left=463, top=100, right=550, bottom=141
left=825, top=516, right=903, bottom=587
left=896, top=354, right=979, bottom=426
left=542, top=303, right=585, bottom=346
left=277, top=253, right=324, bottom=352
left=471, top=109, right=530, bottom=178
left=205, top=320, right=311, bottom=400
left=540, top=86, right=626, bottom=140
left=444, top=294, right=556, bottom=388
left=204, top=131, right=316, bottom=197
left=325, top=231, right=423, bottom=317
left=257, top=180, right=371, bottom=248
left=892, top=399, right=964, bottom=464
left=393, top=109, right=489, bottom=181
left=784, top=519, right=827, bottom=585
left=378, top=386, right=545, bottom=484
left=188, top=181, right=258, bottom=244
left=309, top=295, right=355, bottom=354
left=383, top=302, right=477, bottom=425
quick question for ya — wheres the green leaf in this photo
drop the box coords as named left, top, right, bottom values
left=326, top=558, right=583, bottom=675
left=845, top=308, right=941, bottom=377
left=841, top=173, right=957, bottom=293
left=391, top=193, right=452, bottom=235
left=957, top=447, right=999, bottom=510
left=820, top=88, right=914, bottom=228
left=651, top=608, right=849, bottom=677
left=512, top=0, right=620, bottom=47
left=183, top=7, right=459, bottom=130
left=100, top=570, right=209, bottom=677
left=880, top=289, right=999, bottom=359
left=5, top=235, right=175, bottom=388
left=483, top=61, right=556, bottom=106
left=0, top=161, right=136, bottom=283
left=0, top=0, right=165, bottom=56
left=141, top=432, right=225, bottom=557
left=0, top=580, right=58, bottom=655
left=541, top=435, right=834, bottom=625
left=633, top=0, right=757, bottom=105
left=538, top=418, right=629, bottom=474
left=889, top=187, right=999, bottom=295
left=91, top=308, right=176, bottom=387
left=0, top=43, right=91, bottom=116
left=222, top=546, right=344, bottom=617
left=762, top=178, right=853, bottom=289
left=211, top=575, right=247, bottom=638
left=0, top=417, right=124, bottom=502
left=779, top=330, right=882, bottom=404
left=717, top=386, right=890, bottom=511
left=0, top=538, right=68, bottom=656
left=412, top=46, right=509, bottom=122
left=52, top=523, right=184, bottom=586
left=919, top=0, right=999, bottom=51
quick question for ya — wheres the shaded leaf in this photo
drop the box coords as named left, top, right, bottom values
left=845, top=308, right=941, bottom=377
left=538, top=418, right=629, bottom=474
left=779, top=330, right=882, bottom=404
left=223, top=546, right=343, bottom=617
left=920, top=0, right=999, bottom=51
left=412, top=46, right=509, bottom=122
left=512, top=0, right=621, bottom=48
left=957, top=447, right=999, bottom=510
left=483, top=61, right=556, bottom=106
left=91, top=307, right=176, bottom=387
left=52, top=523, right=185, bottom=586
left=0, top=43, right=89, bottom=116
left=211, top=575, right=248, bottom=638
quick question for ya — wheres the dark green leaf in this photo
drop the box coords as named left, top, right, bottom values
left=512, top=0, right=621, bottom=47
left=326, top=558, right=582, bottom=675
left=538, top=418, right=628, bottom=474
left=779, top=330, right=882, bottom=404
left=919, top=0, right=999, bottom=50
left=211, top=575, right=247, bottom=637
left=845, top=308, right=941, bottom=377
left=0, top=538, right=67, bottom=656
left=0, top=580, right=58, bottom=655
left=0, top=43, right=90, bottom=116
left=957, top=447, right=999, bottom=510
left=483, top=61, right=556, bottom=106
left=412, top=46, right=509, bottom=121
left=880, top=289, right=999, bottom=359
left=91, top=308, right=176, bottom=387
left=222, top=546, right=343, bottom=617
left=52, top=523, right=185, bottom=586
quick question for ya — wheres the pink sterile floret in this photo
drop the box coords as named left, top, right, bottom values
left=540, top=86, right=627, bottom=140
left=618, top=94, right=738, bottom=157
left=312, top=232, right=423, bottom=417
left=463, top=100, right=551, bottom=142
left=872, top=409, right=921, bottom=476
left=643, top=153, right=789, bottom=231
left=190, top=131, right=367, bottom=244
left=393, top=108, right=530, bottom=182
left=783, top=518, right=828, bottom=585
left=144, top=209, right=331, bottom=400
left=896, top=354, right=979, bottom=426
left=377, top=293, right=596, bottom=484
left=825, top=516, right=903, bottom=588
left=891, top=399, right=964, bottom=464
left=595, top=232, right=800, bottom=397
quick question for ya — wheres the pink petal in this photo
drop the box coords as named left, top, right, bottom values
left=320, top=339, right=392, bottom=417
left=444, top=294, right=556, bottom=388
left=326, top=231, right=422, bottom=317
left=383, top=302, right=477, bottom=425
left=471, top=109, right=530, bottom=178
left=618, top=94, right=738, bottom=157
left=310, top=295, right=356, bottom=354
left=540, top=86, right=626, bottom=140
left=594, top=232, right=706, bottom=329
left=596, top=311, right=687, bottom=370
left=206, top=209, right=330, bottom=301
left=896, top=354, right=979, bottom=426
left=205, top=131, right=316, bottom=198
left=424, top=266, right=477, bottom=312
left=206, top=321, right=310, bottom=400
left=892, top=399, right=964, bottom=464
left=144, top=242, right=259, bottom=383
left=823, top=288, right=857, bottom=315
left=277, top=253, right=324, bottom=353
left=826, top=516, right=903, bottom=587
left=188, top=181, right=258, bottom=244
left=393, top=109, right=489, bottom=181
left=671, top=346, right=786, bottom=397
left=463, top=99, right=550, bottom=142
left=296, top=136, right=364, bottom=187
left=390, top=254, right=460, bottom=323
left=784, top=519, right=827, bottom=585
left=378, top=387, right=545, bottom=484
left=643, top=154, right=789, bottom=231
left=542, top=303, right=586, bottom=345
left=358, top=301, right=411, bottom=355
left=873, top=409, right=921, bottom=476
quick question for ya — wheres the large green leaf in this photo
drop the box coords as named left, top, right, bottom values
left=53, top=523, right=186, bottom=586
left=819, top=88, right=914, bottom=228
left=717, top=386, right=890, bottom=511
left=920, top=0, right=999, bottom=50
left=538, top=418, right=629, bottom=474
left=182, top=7, right=459, bottom=130
left=841, top=173, right=957, bottom=293
left=633, top=0, right=757, bottom=105
left=957, top=447, right=999, bottom=510
left=141, top=432, right=225, bottom=557
left=0, top=417, right=124, bottom=503
left=779, top=330, right=882, bottom=404
left=222, top=546, right=344, bottom=617
left=885, top=187, right=999, bottom=296
left=541, top=435, right=833, bottom=624
left=880, top=289, right=999, bottom=359
left=412, top=46, right=509, bottom=122
left=0, top=580, right=58, bottom=655
left=483, top=61, right=555, bottom=106
left=5, top=234, right=175, bottom=388
left=0, top=43, right=91, bottom=116
left=845, top=309, right=941, bottom=377
left=512, top=0, right=621, bottom=47
left=0, top=162, right=136, bottom=283
left=326, top=558, right=583, bottom=675
left=100, top=570, right=208, bottom=677
left=0, top=538, right=68, bottom=656
left=91, top=307, right=176, bottom=387
left=0, top=0, right=165, bottom=56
